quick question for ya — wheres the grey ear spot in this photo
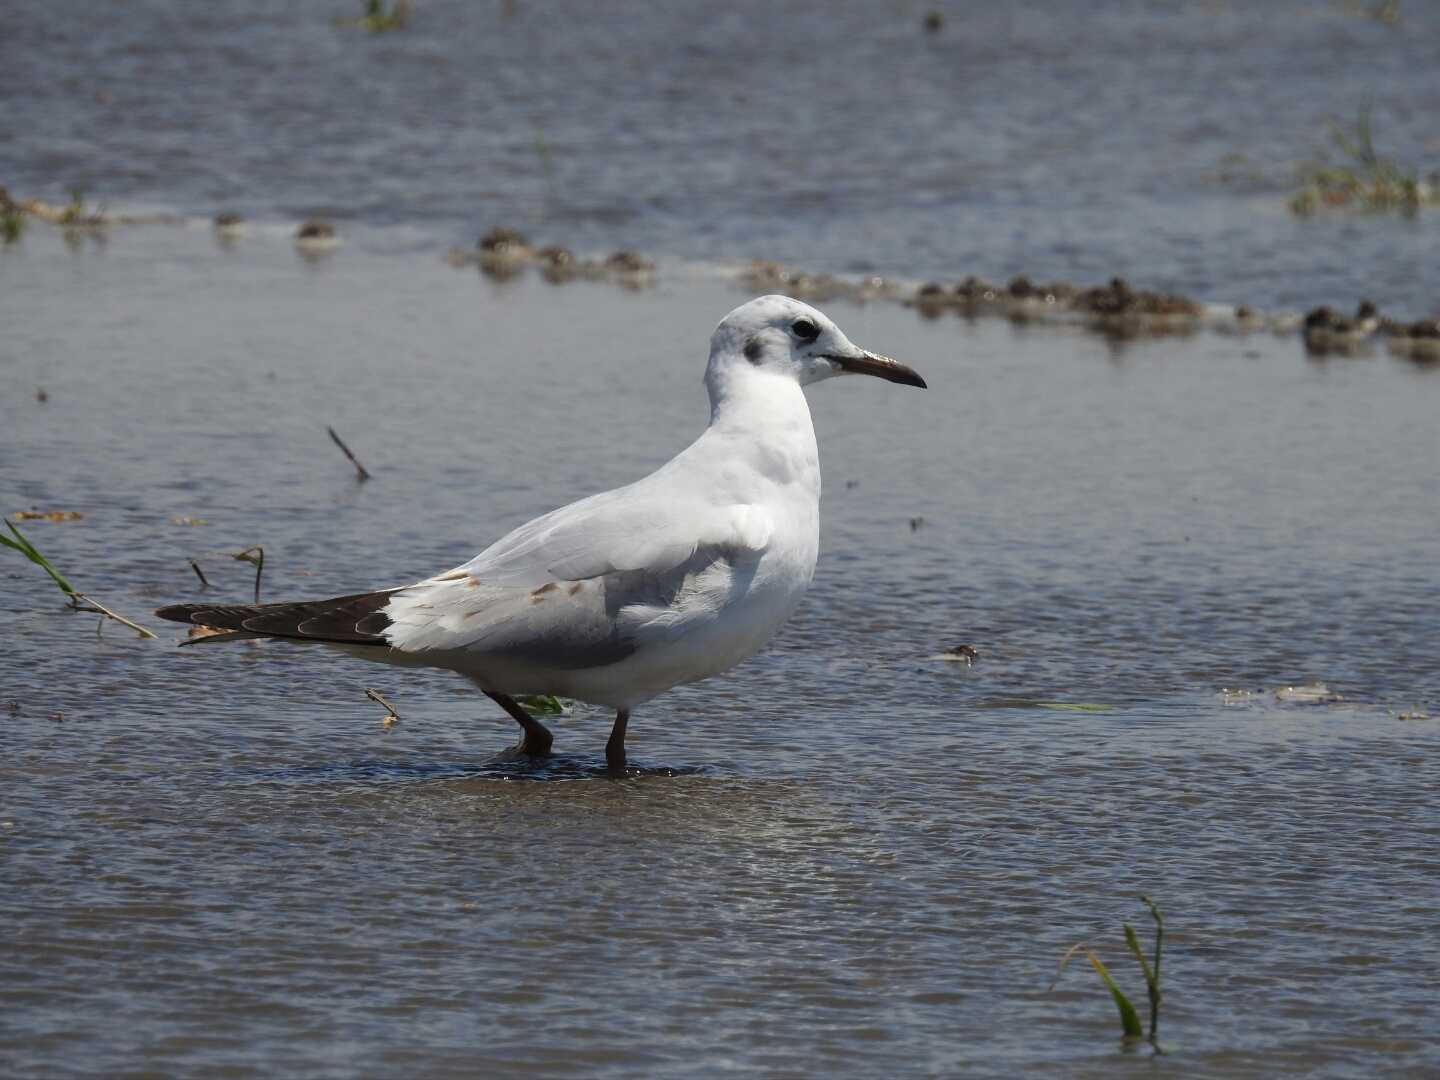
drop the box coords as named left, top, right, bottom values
left=744, top=337, right=763, bottom=363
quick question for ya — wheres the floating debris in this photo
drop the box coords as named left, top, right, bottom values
left=453, top=228, right=662, bottom=288
left=339, top=0, right=412, bottom=33
left=478, top=225, right=530, bottom=257
left=1384, top=318, right=1440, bottom=362
left=605, top=250, right=653, bottom=274
left=35, top=387, right=48, bottom=404
left=365, top=688, right=402, bottom=728
left=536, top=244, right=578, bottom=282
left=169, top=516, right=210, bottom=526
left=20, top=190, right=107, bottom=228
left=13, top=510, right=84, bottom=522
left=1302, top=301, right=1380, bottom=354
left=1218, top=687, right=1263, bottom=706
left=4, top=188, right=180, bottom=229
left=1274, top=682, right=1343, bottom=705
left=442, top=231, right=1431, bottom=350
left=930, top=644, right=979, bottom=664
left=1074, top=277, right=1202, bottom=337
left=740, top=260, right=895, bottom=304
left=327, top=425, right=372, bottom=482
left=213, top=212, right=246, bottom=240
left=295, top=220, right=339, bottom=251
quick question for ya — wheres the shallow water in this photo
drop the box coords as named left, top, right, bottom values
left=3, top=228, right=1439, bottom=1076
left=4, top=0, right=1440, bottom=314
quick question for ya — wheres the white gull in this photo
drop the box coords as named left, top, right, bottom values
left=157, top=295, right=926, bottom=770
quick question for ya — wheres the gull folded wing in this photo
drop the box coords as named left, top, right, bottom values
left=458, top=487, right=773, bottom=588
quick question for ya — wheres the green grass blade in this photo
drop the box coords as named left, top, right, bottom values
left=516, top=694, right=567, bottom=716
left=1086, top=950, right=1144, bottom=1039
left=1124, top=923, right=1158, bottom=991
left=2, top=518, right=77, bottom=595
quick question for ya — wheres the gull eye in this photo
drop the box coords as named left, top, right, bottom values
left=791, top=318, right=820, bottom=342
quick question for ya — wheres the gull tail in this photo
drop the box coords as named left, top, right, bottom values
left=154, top=590, right=398, bottom=647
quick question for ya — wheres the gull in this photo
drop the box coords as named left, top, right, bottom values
left=156, top=295, right=926, bottom=770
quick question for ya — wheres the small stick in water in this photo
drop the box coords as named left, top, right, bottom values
left=71, top=592, right=158, bottom=639
left=327, top=426, right=372, bottom=481
left=366, top=688, right=401, bottom=728
left=188, top=559, right=210, bottom=588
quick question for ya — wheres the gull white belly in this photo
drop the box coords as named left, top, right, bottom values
left=567, top=553, right=810, bottom=708
left=396, top=539, right=815, bottom=710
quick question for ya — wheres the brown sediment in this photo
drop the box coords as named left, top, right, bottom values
left=605, top=250, right=653, bottom=273
left=1302, top=300, right=1384, bottom=356
left=440, top=231, right=1433, bottom=351
left=455, top=227, right=660, bottom=288
left=296, top=219, right=336, bottom=241
left=1385, top=317, right=1440, bottom=363
left=740, top=260, right=896, bottom=305
left=478, top=226, right=529, bottom=254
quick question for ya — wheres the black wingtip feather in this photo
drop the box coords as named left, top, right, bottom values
left=154, top=591, right=397, bottom=646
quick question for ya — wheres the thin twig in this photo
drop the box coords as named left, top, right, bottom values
left=188, top=559, right=210, bottom=588
left=71, top=592, right=157, bottom=639
left=1141, top=894, right=1164, bottom=1042
left=327, top=426, right=372, bottom=481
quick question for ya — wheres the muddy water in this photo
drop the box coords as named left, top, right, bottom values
left=2, top=228, right=1438, bottom=1077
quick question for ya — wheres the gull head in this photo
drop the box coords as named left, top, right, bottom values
left=706, top=295, right=926, bottom=400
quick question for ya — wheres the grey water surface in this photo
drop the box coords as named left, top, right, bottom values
left=5, top=1, right=1440, bottom=1074
left=4, top=0, right=1440, bottom=314
left=2, top=226, right=1438, bottom=1077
